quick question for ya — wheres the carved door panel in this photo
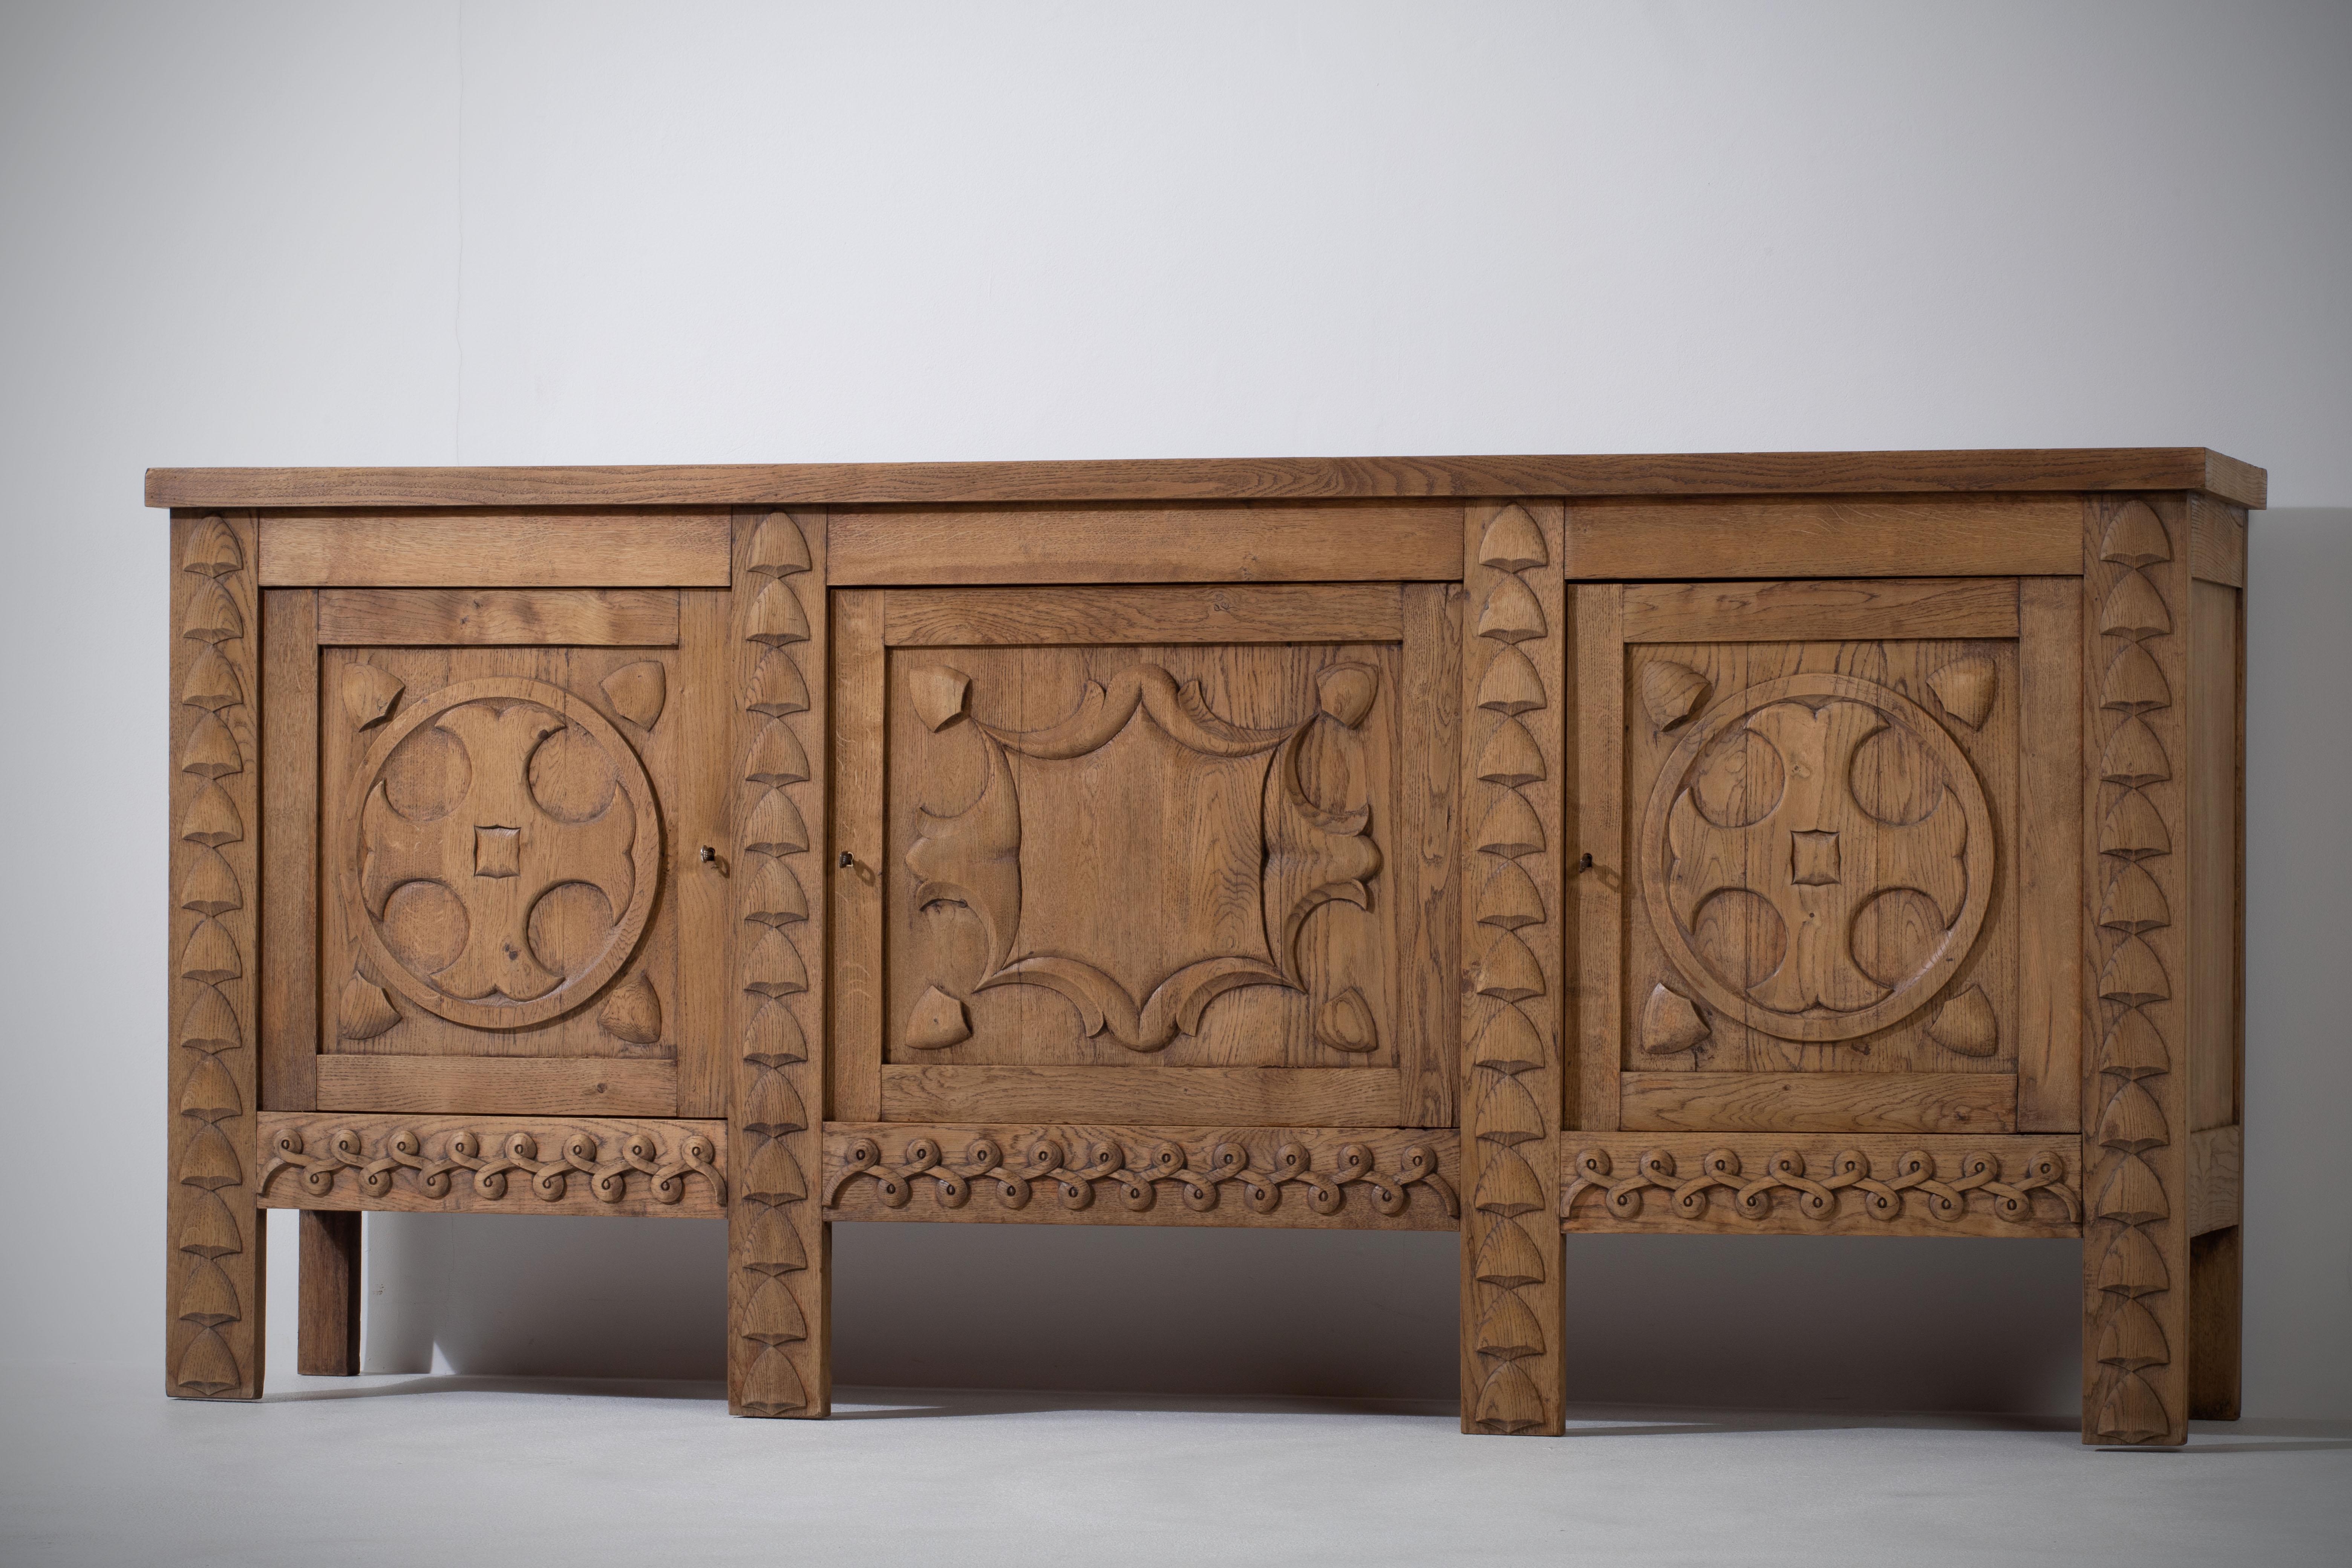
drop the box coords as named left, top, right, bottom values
left=835, top=585, right=1458, bottom=1129
left=300, top=590, right=731, bottom=1117
left=1574, top=579, right=2082, bottom=1139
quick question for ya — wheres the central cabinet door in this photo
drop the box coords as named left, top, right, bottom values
left=833, top=584, right=1458, bottom=1129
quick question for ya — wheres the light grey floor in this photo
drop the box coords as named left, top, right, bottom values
left=3, top=1364, right=2346, bottom=1567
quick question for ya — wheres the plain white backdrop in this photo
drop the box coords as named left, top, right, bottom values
left=2, top=0, right=2347, bottom=1422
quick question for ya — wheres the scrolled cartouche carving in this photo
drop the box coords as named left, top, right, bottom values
left=261, top=1120, right=725, bottom=1207
left=1563, top=1144, right=2080, bottom=1227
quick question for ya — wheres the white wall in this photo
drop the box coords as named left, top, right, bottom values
left=4, top=0, right=2346, bottom=1417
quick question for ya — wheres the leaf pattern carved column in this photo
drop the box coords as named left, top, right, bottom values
left=2082, top=497, right=2188, bottom=1445
left=168, top=511, right=263, bottom=1398
left=1459, top=503, right=1566, bottom=1435
left=727, top=510, right=830, bottom=1417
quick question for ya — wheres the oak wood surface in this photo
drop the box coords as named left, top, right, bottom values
left=1620, top=577, right=2019, bottom=644
left=258, top=1112, right=726, bottom=1217
left=2188, top=495, right=2249, bottom=587
left=2188, top=577, right=2244, bottom=1132
left=1570, top=585, right=1624, bottom=1135
left=1458, top=504, right=1567, bottom=1436
left=146, top=447, right=2268, bottom=510
left=259, top=513, right=730, bottom=587
left=674, top=589, right=732, bottom=1118
left=2189, top=1226, right=2243, bottom=1420
left=829, top=590, right=886, bottom=1125
left=168, top=511, right=266, bottom=1399
left=2081, top=495, right=2193, bottom=1446
left=317, top=588, right=680, bottom=646
left=1396, top=583, right=1462, bottom=1127
left=2188, top=1124, right=2244, bottom=1237
left=830, top=505, right=1463, bottom=585
left=296, top=1210, right=360, bottom=1375
left=2017, top=578, right=2085, bottom=1132
left=823, top=1123, right=1460, bottom=1230
left=259, top=588, right=318, bottom=1113
left=725, top=510, right=831, bottom=1419
left=313, top=1055, right=677, bottom=1116
left=1560, top=1135, right=2081, bottom=1237
left=879, top=1066, right=1405, bottom=1127
left=1567, top=496, right=2082, bottom=580
left=1618, top=1071, right=2017, bottom=1134
left=882, top=583, right=1403, bottom=645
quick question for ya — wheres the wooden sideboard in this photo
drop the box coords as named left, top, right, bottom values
left=149, top=449, right=2257, bottom=1444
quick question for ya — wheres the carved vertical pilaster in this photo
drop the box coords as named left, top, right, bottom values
left=1459, top=503, right=1566, bottom=1435
left=2083, top=497, right=2188, bottom=1444
left=726, top=510, right=830, bottom=1417
left=167, top=511, right=263, bottom=1398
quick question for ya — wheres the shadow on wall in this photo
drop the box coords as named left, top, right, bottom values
left=362, top=1213, right=2082, bottom=1414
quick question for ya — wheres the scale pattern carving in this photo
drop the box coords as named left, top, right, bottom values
left=261, top=1116, right=724, bottom=1208
left=729, top=512, right=826, bottom=1418
left=1462, top=504, right=1561, bottom=1435
left=169, top=513, right=259, bottom=1398
left=826, top=1128, right=1456, bottom=1220
left=2086, top=499, right=2184, bottom=1445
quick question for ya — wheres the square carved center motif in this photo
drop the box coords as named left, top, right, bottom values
left=900, top=659, right=1384, bottom=1055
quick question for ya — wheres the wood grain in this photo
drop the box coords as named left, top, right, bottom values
left=882, top=583, right=1403, bottom=646
left=2189, top=1225, right=2243, bottom=1420
left=824, top=1124, right=1460, bottom=1231
left=147, top=447, right=2268, bottom=510
left=259, top=588, right=318, bottom=1113
left=1618, top=1072, right=2017, bottom=1134
left=1560, top=1136, right=2081, bottom=1237
left=830, top=505, right=1463, bottom=585
left=296, top=1210, right=360, bottom=1375
left=258, top=1112, right=726, bottom=1217
left=2016, top=578, right=2084, bottom=1132
left=317, top=588, right=680, bottom=646
left=259, top=513, right=730, bottom=587
left=1621, top=577, right=2019, bottom=644
left=726, top=510, right=830, bottom=1419
left=2187, top=1124, right=2243, bottom=1237
left=168, top=511, right=266, bottom=1399
left=1570, top=585, right=1624, bottom=1135
left=2188, top=495, right=2249, bottom=587
left=1458, top=503, right=1567, bottom=1436
left=879, top=1066, right=1404, bottom=1127
left=1397, top=583, right=1461, bottom=1127
left=1567, top=496, right=2081, bottom=580
left=673, top=588, right=732, bottom=1118
left=830, top=590, right=885, bottom=1124
left=2188, top=578, right=2243, bottom=1131
left=313, top=1055, right=677, bottom=1116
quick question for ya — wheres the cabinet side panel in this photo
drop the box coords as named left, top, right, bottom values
left=2188, top=577, right=2243, bottom=1132
left=1398, top=583, right=1462, bottom=1126
left=168, top=510, right=266, bottom=1398
left=726, top=510, right=830, bottom=1417
left=1459, top=503, right=1566, bottom=1435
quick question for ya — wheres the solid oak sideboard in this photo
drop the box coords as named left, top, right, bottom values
left=148, top=449, right=2257, bottom=1444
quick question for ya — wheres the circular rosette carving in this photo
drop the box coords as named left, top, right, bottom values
left=344, top=677, right=662, bottom=1030
left=1638, top=671, right=1993, bottom=1043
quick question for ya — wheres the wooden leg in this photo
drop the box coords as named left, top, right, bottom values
left=297, top=1210, right=362, bottom=1376
left=2188, top=1226, right=2242, bottom=1420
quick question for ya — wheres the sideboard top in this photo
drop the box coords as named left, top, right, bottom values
left=144, top=446, right=2267, bottom=512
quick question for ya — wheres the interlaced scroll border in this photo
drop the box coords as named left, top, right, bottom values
left=827, top=1131, right=1457, bottom=1219
left=261, top=1122, right=726, bottom=1207
left=1563, top=1145, right=2081, bottom=1226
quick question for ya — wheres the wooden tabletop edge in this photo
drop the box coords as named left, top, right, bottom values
left=142, top=447, right=2269, bottom=511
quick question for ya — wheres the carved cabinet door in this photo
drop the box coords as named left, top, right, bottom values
left=833, top=584, right=1459, bottom=1129
left=1572, top=578, right=2084, bottom=1145
left=272, top=587, right=735, bottom=1120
